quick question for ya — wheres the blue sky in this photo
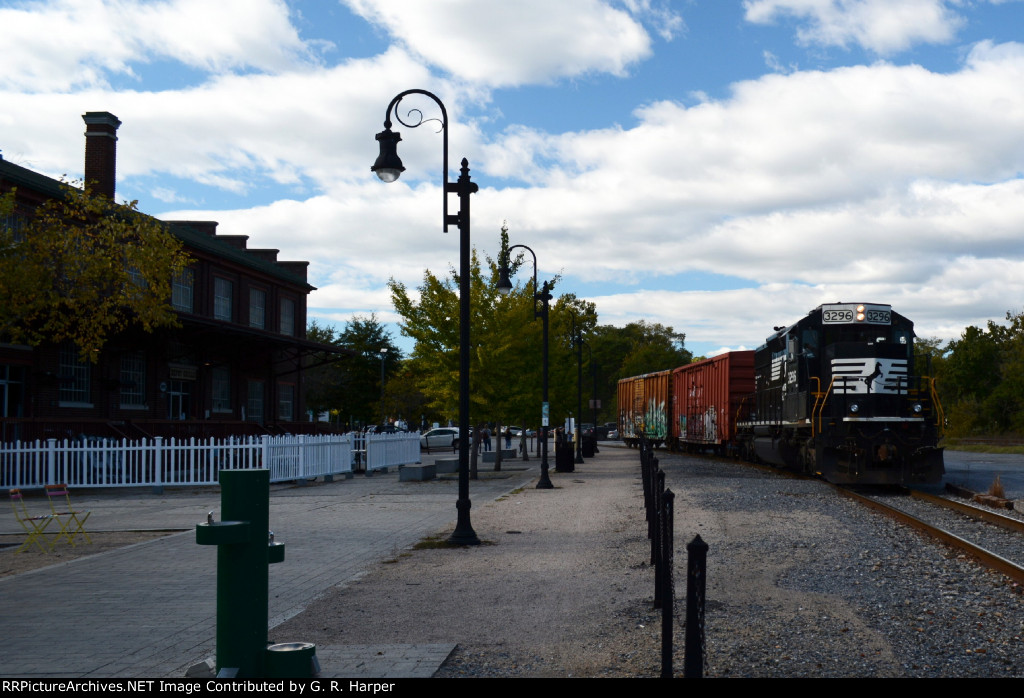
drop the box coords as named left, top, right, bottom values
left=3, top=0, right=1024, bottom=358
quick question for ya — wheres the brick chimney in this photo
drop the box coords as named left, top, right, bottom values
left=82, top=112, right=121, bottom=199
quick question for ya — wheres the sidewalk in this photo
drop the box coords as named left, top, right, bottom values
left=0, top=449, right=557, bottom=678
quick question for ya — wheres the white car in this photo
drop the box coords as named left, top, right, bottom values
left=420, top=427, right=460, bottom=451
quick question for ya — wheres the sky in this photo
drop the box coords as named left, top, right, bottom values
left=3, top=0, right=1024, bottom=359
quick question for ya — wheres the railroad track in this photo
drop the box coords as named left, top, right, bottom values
left=834, top=485, right=1024, bottom=585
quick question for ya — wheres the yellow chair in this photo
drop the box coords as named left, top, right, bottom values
left=44, top=484, right=92, bottom=547
left=9, top=489, right=55, bottom=554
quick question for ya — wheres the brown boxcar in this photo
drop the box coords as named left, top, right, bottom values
left=670, top=351, right=754, bottom=454
left=617, top=370, right=672, bottom=448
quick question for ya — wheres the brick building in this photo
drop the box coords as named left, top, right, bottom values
left=0, top=112, right=347, bottom=441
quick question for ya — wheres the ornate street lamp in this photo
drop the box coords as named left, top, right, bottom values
left=569, top=311, right=585, bottom=466
left=372, top=89, right=480, bottom=545
left=496, top=244, right=554, bottom=489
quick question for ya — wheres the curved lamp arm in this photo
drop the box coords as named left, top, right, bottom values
left=372, top=89, right=455, bottom=232
left=497, top=243, right=553, bottom=320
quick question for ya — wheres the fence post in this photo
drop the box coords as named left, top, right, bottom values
left=153, top=437, right=164, bottom=494
left=661, top=488, right=675, bottom=679
left=47, top=438, right=57, bottom=486
left=684, top=534, right=709, bottom=678
left=653, top=468, right=665, bottom=606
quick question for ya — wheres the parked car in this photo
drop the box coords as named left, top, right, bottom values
left=420, top=427, right=460, bottom=451
left=509, top=427, right=537, bottom=437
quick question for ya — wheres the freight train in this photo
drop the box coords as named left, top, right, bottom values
left=618, top=303, right=945, bottom=485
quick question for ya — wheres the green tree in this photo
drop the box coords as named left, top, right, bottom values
left=303, top=315, right=402, bottom=428
left=941, top=310, right=1024, bottom=436
left=549, top=293, right=599, bottom=427
left=304, top=321, right=346, bottom=419
left=584, top=320, right=692, bottom=423
left=389, top=226, right=542, bottom=430
left=1, top=183, right=190, bottom=360
left=380, top=360, right=438, bottom=431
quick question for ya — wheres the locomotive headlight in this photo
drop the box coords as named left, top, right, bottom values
left=849, top=403, right=860, bottom=414
left=913, top=403, right=923, bottom=414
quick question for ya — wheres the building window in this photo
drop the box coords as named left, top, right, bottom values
left=249, top=288, right=266, bottom=329
left=1, top=208, right=27, bottom=242
left=127, top=267, right=146, bottom=299
left=119, top=351, right=146, bottom=408
left=246, top=381, right=264, bottom=424
left=214, top=277, right=233, bottom=322
left=278, top=384, right=294, bottom=421
left=59, top=343, right=91, bottom=405
left=172, top=269, right=194, bottom=313
left=212, top=367, right=231, bottom=413
left=280, top=298, right=295, bottom=336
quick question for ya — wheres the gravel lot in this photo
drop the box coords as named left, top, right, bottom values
left=673, top=455, right=1023, bottom=678
left=269, top=446, right=1024, bottom=677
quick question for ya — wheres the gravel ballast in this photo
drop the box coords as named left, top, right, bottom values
left=272, top=446, right=1024, bottom=678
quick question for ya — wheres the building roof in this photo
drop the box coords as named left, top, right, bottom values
left=0, top=155, right=313, bottom=291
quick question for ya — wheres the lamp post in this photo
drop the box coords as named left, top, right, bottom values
left=372, top=89, right=480, bottom=545
left=379, top=347, right=388, bottom=424
left=569, top=311, right=585, bottom=466
left=496, top=244, right=554, bottom=489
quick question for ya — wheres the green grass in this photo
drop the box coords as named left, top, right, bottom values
left=496, top=486, right=526, bottom=502
left=411, top=533, right=495, bottom=549
left=942, top=439, right=1024, bottom=455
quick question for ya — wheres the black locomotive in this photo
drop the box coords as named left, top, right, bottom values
left=735, top=303, right=944, bottom=484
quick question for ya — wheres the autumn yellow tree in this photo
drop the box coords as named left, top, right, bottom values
left=0, top=183, right=190, bottom=360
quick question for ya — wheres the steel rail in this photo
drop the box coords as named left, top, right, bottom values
left=909, top=489, right=1024, bottom=533
left=835, top=486, right=1024, bottom=585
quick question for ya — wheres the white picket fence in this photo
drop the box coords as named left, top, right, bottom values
left=0, top=432, right=422, bottom=489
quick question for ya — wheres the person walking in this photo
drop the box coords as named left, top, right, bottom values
left=482, top=426, right=492, bottom=452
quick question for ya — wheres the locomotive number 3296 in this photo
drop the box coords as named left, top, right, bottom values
left=822, top=305, right=892, bottom=324
left=823, top=309, right=854, bottom=323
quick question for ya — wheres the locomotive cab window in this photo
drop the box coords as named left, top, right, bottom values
left=802, top=329, right=818, bottom=357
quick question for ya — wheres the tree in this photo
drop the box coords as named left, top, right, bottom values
left=389, top=226, right=543, bottom=430
left=0, top=183, right=189, bottom=360
left=304, top=315, right=402, bottom=428
left=304, top=321, right=347, bottom=420
left=941, top=310, right=1024, bottom=436
left=549, top=293, right=599, bottom=427
left=585, top=320, right=693, bottom=423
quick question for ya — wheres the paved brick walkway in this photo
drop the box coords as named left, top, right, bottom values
left=0, top=454, right=544, bottom=678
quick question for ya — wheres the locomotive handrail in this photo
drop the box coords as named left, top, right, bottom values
left=928, top=377, right=946, bottom=438
left=811, top=376, right=837, bottom=437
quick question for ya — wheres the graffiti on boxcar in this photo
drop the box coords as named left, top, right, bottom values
left=645, top=400, right=668, bottom=439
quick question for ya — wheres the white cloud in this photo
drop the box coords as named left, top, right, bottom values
left=3, top=0, right=1023, bottom=356
left=0, top=47, right=470, bottom=195
left=0, top=0, right=322, bottom=91
left=743, top=0, right=964, bottom=54
left=342, top=0, right=663, bottom=86
left=588, top=258, right=1024, bottom=352
left=477, top=42, right=1024, bottom=277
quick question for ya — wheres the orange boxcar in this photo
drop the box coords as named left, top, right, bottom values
left=670, top=352, right=754, bottom=454
left=617, top=370, right=672, bottom=448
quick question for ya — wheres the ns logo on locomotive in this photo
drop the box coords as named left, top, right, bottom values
left=618, top=303, right=944, bottom=485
